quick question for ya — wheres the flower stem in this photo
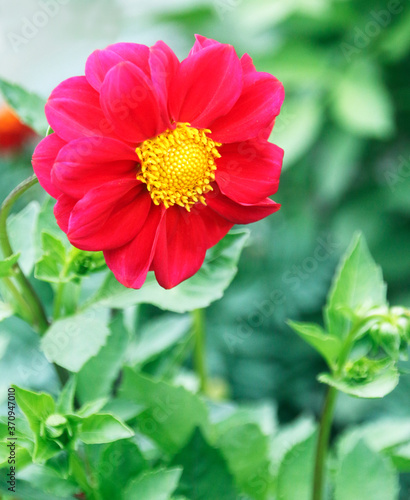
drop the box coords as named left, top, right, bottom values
left=312, top=385, right=338, bottom=500
left=0, top=175, right=49, bottom=333
left=192, top=308, right=207, bottom=393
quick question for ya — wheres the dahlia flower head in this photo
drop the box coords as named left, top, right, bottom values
left=32, top=35, right=285, bottom=289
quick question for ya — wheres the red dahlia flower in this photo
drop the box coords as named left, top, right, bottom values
left=32, top=35, right=284, bottom=289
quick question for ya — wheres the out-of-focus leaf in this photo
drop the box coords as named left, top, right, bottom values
left=331, top=63, right=395, bottom=139
left=123, top=468, right=182, bottom=500
left=334, top=440, right=399, bottom=500
left=41, top=309, right=110, bottom=372
left=7, top=201, right=40, bottom=275
left=276, top=431, right=317, bottom=500
left=75, top=414, right=133, bottom=444
left=172, top=428, right=238, bottom=500
left=119, top=369, right=209, bottom=454
left=86, top=229, right=249, bottom=313
left=0, top=253, right=20, bottom=277
left=76, top=313, right=129, bottom=403
left=0, top=79, right=47, bottom=136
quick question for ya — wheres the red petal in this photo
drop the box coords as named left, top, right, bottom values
left=188, top=34, right=221, bottom=56
left=100, top=61, right=169, bottom=143
left=169, top=44, right=242, bottom=128
left=85, top=43, right=150, bottom=92
left=54, top=194, right=77, bottom=233
left=45, top=76, right=118, bottom=142
left=188, top=203, right=233, bottom=249
left=32, top=133, right=66, bottom=199
left=207, top=190, right=281, bottom=224
left=67, top=181, right=149, bottom=251
left=240, top=53, right=257, bottom=75
left=104, top=203, right=165, bottom=289
left=152, top=206, right=207, bottom=289
left=149, top=41, right=179, bottom=121
left=215, top=140, right=283, bottom=204
left=52, top=136, right=138, bottom=198
left=209, top=72, right=285, bottom=143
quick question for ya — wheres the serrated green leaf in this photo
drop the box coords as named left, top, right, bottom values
left=172, top=428, right=238, bottom=500
left=41, top=309, right=110, bottom=372
left=0, top=79, right=47, bottom=136
left=119, top=369, right=209, bottom=454
left=98, top=440, right=147, bottom=500
left=77, top=313, right=129, bottom=403
left=334, top=440, right=399, bottom=500
left=276, top=431, right=316, bottom=500
left=123, top=468, right=182, bottom=500
left=288, top=320, right=341, bottom=367
left=75, top=414, right=134, bottom=444
left=325, top=233, right=387, bottom=339
left=86, top=229, right=249, bottom=313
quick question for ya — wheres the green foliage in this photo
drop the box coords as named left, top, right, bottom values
left=123, top=468, right=182, bottom=500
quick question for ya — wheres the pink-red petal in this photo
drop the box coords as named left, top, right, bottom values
left=100, top=61, right=169, bottom=143
left=188, top=34, right=220, bottom=56
left=152, top=206, right=208, bottom=289
left=104, top=203, right=165, bottom=289
left=45, top=76, right=118, bottom=142
left=207, top=190, right=281, bottom=224
left=149, top=40, right=179, bottom=116
left=209, top=72, right=284, bottom=143
left=67, top=180, right=148, bottom=251
left=85, top=43, right=150, bottom=92
left=169, top=43, right=242, bottom=128
left=215, top=140, right=283, bottom=204
left=54, top=194, right=77, bottom=233
left=32, top=133, right=66, bottom=199
left=52, top=136, right=138, bottom=198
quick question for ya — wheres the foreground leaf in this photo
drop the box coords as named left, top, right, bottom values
left=75, top=414, right=133, bottom=444
left=123, top=468, right=182, bottom=500
left=86, top=229, right=249, bottom=313
left=334, top=440, right=399, bottom=500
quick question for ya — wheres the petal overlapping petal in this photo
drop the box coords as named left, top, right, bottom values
left=32, top=133, right=66, bottom=199
left=215, top=140, right=283, bottom=204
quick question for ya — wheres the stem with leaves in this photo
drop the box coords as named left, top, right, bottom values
left=0, top=174, right=49, bottom=333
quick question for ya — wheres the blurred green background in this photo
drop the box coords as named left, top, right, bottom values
left=1, top=0, right=409, bottom=462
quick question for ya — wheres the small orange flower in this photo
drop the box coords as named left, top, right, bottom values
left=0, top=105, right=35, bottom=151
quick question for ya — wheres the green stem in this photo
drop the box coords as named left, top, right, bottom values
left=192, top=308, right=207, bottom=393
left=53, top=282, right=65, bottom=320
left=0, top=175, right=49, bottom=333
left=312, top=386, right=338, bottom=500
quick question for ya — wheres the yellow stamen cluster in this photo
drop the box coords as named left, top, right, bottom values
left=136, top=123, right=221, bottom=211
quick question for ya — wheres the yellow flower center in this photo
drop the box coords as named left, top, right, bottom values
left=136, top=123, right=221, bottom=211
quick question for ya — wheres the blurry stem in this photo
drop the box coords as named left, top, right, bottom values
left=0, top=174, right=49, bottom=333
left=312, top=386, right=338, bottom=500
left=192, top=308, right=207, bottom=393
left=53, top=282, right=65, bottom=320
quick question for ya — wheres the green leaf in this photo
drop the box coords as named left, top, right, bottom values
left=17, top=464, right=78, bottom=498
left=56, top=376, right=77, bottom=415
left=325, top=233, right=387, bottom=339
left=7, top=201, right=41, bottom=275
left=75, top=414, right=134, bottom=444
left=34, top=232, right=66, bottom=284
left=86, top=229, right=249, bottom=313
left=41, top=309, right=110, bottom=372
left=98, top=440, right=147, bottom=500
left=216, top=422, right=271, bottom=500
left=77, top=313, right=129, bottom=403
left=12, top=386, right=60, bottom=463
left=0, top=301, right=13, bottom=321
left=119, top=369, right=209, bottom=454
left=318, top=362, right=399, bottom=398
left=276, top=432, right=316, bottom=500
left=123, top=468, right=182, bottom=500
left=172, top=428, right=238, bottom=500
left=0, top=253, right=20, bottom=278
left=334, top=440, right=399, bottom=500
left=0, top=79, right=47, bottom=136
left=126, top=314, right=191, bottom=366
left=288, top=320, right=341, bottom=367
left=331, top=63, right=395, bottom=139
